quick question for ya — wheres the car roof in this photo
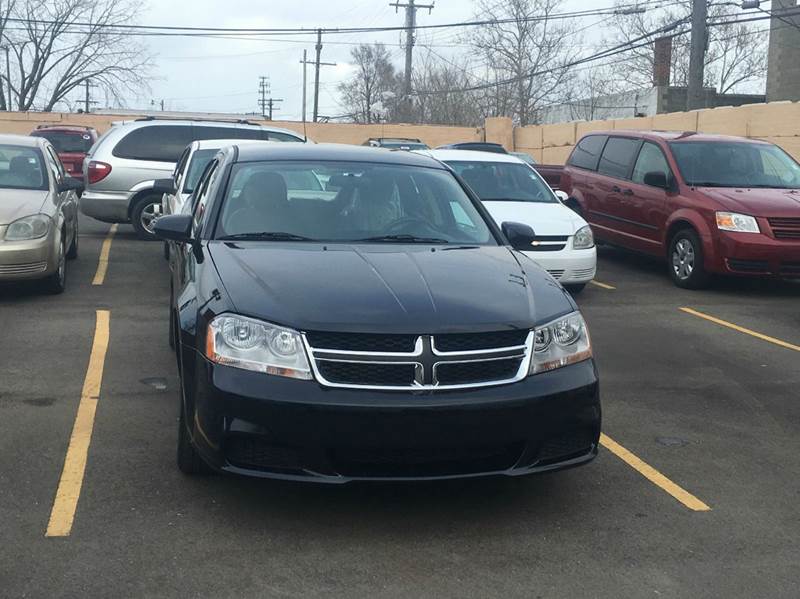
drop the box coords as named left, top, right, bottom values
left=582, top=129, right=772, bottom=145
left=234, top=142, right=447, bottom=168
left=110, top=118, right=302, bottom=137
left=0, top=134, right=44, bottom=148
left=33, top=125, right=96, bottom=133
left=420, top=149, right=526, bottom=164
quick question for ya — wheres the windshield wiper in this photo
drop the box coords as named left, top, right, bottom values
left=356, top=234, right=450, bottom=244
left=219, top=232, right=315, bottom=241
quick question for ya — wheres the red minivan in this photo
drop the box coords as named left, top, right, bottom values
left=561, top=130, right=800, bottom=288
left=30, top=125, right=98, bottom=181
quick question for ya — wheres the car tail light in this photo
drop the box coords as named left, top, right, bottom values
left=87, top=160, right=112, bottom=184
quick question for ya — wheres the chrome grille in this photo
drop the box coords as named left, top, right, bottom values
left=0, top=261, right=48, bottom=275
left=768, top=217, right=800, bottom=240
left=304, top=331, right=533, bottom=391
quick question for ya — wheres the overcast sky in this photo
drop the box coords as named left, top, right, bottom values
left=130, top=0, right=592, bottom=120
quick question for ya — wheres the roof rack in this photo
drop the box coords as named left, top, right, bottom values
left=133, top=115, right=260, bottom=126
left=36, top=124, right=95, bottom=131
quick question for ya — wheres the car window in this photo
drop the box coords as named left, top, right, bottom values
left=597, top=137, right=641, bottom=180
left=266, top=131, right=304, bottom=142
left=568, top=135, right=607, bottom=171
left=44, top=146, right=65, bottom=185
left=215, top=161, right=495, bottom=245
left=0, top=145, right=48, bottom=191
left=669, top=140, right=800, bottom=189
left=446, top=160, right=557, bottom=203
left=192, top=160, right=220, bottom=234
left=113, top=125, right=193, bottom=162
left=173, top=147, right=191, bottom=185
left=35, top=131, right=94, bottom=153
left=184, top=149, right=218, bottom=195
left=194, top=126, right=263, bottom=142
left=632, top=142, right=671, bottom=185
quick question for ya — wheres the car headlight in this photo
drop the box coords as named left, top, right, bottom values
left=205, top=314, right=312, bottom=380
left=530, top=311, right=592, bottom=375
left=5, top=214, right=50, bottom=241
left=716, top=212, right=759, bottom=233
left=573, top=225, right=595, bottom=249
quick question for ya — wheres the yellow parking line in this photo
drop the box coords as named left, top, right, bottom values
left=590, top=280, right=616, bottom=290
left=92, top=224, right=118, bottom=286
left=680, top=307, right=800, bottom=353
left=46, top=310, right=111, bottom=537
left=600, top=433, right=711, bottom=512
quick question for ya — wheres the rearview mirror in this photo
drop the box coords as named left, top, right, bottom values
left=501, top=221, right=537, bottom=251
left=153, top=214, right=192, bottom=243
left=58, top=178, right=84, bottom=194
left=643, top=171, right=669, bottom=189
left=152, top=178, right=177, bottom=195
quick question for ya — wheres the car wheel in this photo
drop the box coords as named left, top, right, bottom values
left=564, top=283, right=586, bottom=295
left=66, top=222, right=78, bottom=259
left=668, top=229, right=709, bottom=289
left=43, top=235, right=67, bottom=295
left=177, top=380, right=213, bottom=476
left=131, top=195, right=162, bottom=241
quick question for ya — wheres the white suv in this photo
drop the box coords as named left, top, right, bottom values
left=422, top=149, right=597, bottom=293
left=80, top=118, right=305, bottom=239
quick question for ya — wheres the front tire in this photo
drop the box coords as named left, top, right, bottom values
left=668, top=228, right=709, bottom=289
left=66, top=222, right=78, bottom=259
left=176, top=381, right=213, bottom=476
left=564, top=283, right=586, bottom=295
left=43, top=235, right=67, bottom=294
left=131, top=195, right=162, bottom=241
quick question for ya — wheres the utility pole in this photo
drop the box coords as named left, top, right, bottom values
left=266, top=98, right=283, bottom=120
left=311, top=29, right=337, bottom=123
left=1, top=45, right=10, bottom=111
left=83, top=80, right=98, bottom=113
left=686, top=0, right=707, bottom=110
left=391, top=0, right=434, bottom=121
left=300, top=49, right=308, bottom=123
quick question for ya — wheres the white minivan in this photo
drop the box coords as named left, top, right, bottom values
left=422, top=149, right=596, bottom=293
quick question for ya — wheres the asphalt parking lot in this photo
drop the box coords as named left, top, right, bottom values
left=1, top=214, right=798, bottom=598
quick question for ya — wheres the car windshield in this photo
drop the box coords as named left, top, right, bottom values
left=35, top=131, right=93, bottom=153
left=184, top=149, right=217, bottom=194
left=446, top=160, right=557, bottom=203
left=669, top=141, right=800, bottom=189
left=0, top=145, right=48, bottom=191
left=215, top=160, right=495, bottom=245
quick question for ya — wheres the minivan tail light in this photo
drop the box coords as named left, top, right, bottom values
left=87, top=160, right=112, bottom=184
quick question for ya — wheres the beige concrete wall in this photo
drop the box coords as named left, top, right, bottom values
left=512, top=100, right=800, bottom=164
left=0, top=111, right=482, bottom=148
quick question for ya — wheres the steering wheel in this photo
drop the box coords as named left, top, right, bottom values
left=383, top=216, right=440, bottom=235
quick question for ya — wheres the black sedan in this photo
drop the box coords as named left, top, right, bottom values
left=155, top=143, right=600, bottom=483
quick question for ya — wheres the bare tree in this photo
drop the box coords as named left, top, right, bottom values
left=411, top=49, right=483, bottom=126
left=609, top=1, right=767, bottom=94
left=566, top=65, right=623, bottom=122
left=0, top=0, right=16, bottom=110
left=467, top=0, right=580, bottom=126
left=337, top=43, right=401, bottom=124
left=2, top=0, right=151, bottom=112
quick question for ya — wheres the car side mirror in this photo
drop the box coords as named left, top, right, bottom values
left=153, top=214, right=193, bottom=243
left=501, top=221, right=537, bottom=251
left=643, top=171, right=669, bottom=189
left=58, top=178, right=84, bottom=194
left=152, top=178, right=177, bottom=195
left=554, top=190, right=569, bottom=202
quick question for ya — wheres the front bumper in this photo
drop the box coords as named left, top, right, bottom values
left=714, top=231, right=800, bottom=277
left=0, top=228, right=58, bottom=281
left=187, top=355, right=601, bottom=483
left=80, top=191, right=131, bottom=223
left=522, top=247, right=597, bottom=284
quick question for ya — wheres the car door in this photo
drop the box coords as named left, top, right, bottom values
left=44, top=144, right=76, bottom=244
left=626, top=142, right=674, bottom=254
left=591, top=136, right=643, bottom=246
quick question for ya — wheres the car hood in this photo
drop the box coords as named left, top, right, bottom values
left=0, top=190, right=50, bottom=225
left=209, top=242, right=572, bottom=334
left=698, top=187, right=800, bottom=217
left=482, top=201, right=586, bottom=235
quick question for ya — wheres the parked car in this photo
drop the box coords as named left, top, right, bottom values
left=532, top=163, right=564, bottom=191
left=155, top=142, right=600, bottom=481
left=363, top=137, right=429, bottom=150
left=561, top=130, right=800, bottom=288
left=423, top=149, right=596, bottom=293
left=30, top=125, right=98, bottom=182
left=79, top=117, right=305, bottom=240
left=0, top=134, right=82, bottom=293
left=437, top=142, right=508, bottom=154
left=511, top=151, right=537, bottom=165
